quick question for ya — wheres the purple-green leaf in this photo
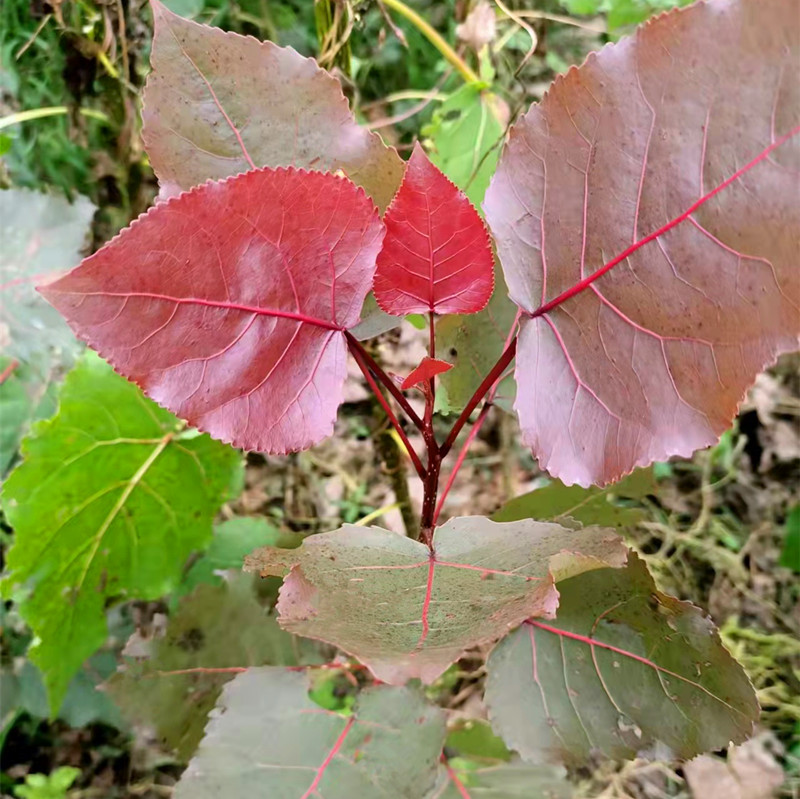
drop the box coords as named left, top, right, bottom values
left=245, top=517, right=626, bottom=684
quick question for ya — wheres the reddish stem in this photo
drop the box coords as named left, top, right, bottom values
left=0, top=359, right=19, bottom=385
left=440, top=336, right=517, bottom=458
left=442, top=755, right=472, bottom=799
left=346, top=331, right=424, bottom=431
left=300, top=716, right=355, bottom=799
left=432, top=401, right=491, bottom=525
left=349, top=341, right=426, bottom=479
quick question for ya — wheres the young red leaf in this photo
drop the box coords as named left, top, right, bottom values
left=373, top=143, right=494, bottom=315
left=484, top=0, right=800, bottom=487
left=401, top=356, right=453, bottom=390
left=39, top=168, right=384, bottom=453
left=244, top=517, right=626, bottom=685
left=143, top=0, right=403, bottom=209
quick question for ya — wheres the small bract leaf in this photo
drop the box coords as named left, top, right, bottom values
left=484, top=0, right=800, bottom=486
left=0, top=353, right=242, bottom=711
left=0, top=188, right=94, bottom=363
left=402, top=357, right=454, bottom=390
left=144, top=0, right=403, bottom=209
left=485, top=553, right=759, bottom=766
left=245, top=517, right=626, bottom=685
left=106, top=576, right=320, bottom=760
left=492, top=468, right=656, bottom=528
left=174, top=667, right=446, bottom=799
left=39, top=168, right=384, bottom=454
left=373, top=143, right=494, bottom=316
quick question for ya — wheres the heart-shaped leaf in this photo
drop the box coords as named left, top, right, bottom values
left=373, top=143, right=494, bottom=316
left=174, top=668, right=446, bottom=799
left=143, top=0, right=403, bottom=209
left=39, top=168, right=384, bottom=453
left=485, top=554, right=759, bottom=765
left=484, top=0, right=800, bottom=486
left=1, top=353, right=242, bottom=711
left=245, top=517, right=626, bottom=684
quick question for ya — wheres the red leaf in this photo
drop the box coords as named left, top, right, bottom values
left=484, top=0, right=800, bottom=487
left=373, top=143, right=494, bottom=315
left=143, top=0, right=403, bottom=210
left=39, top=168, right=385, bottom=453
left=401, top=357, right=453, bottom=390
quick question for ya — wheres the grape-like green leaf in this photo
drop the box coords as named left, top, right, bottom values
left=485, top=553, right=758, bottom=765
left=1, top=352, right=243, bottom=712
left=245, top=517, right=626, bottom=684
left=433, top=760, right=571, bottom=799
left=175, top=667, right=446, bottom=798
left=106, top=576, right=320, bottom=760
left=492, top=468, right=656, bottom=527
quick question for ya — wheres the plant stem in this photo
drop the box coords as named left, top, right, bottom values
left=346, top=332, right=425, bottom=432
left=349, top=341, right=426, bottom=479
left=380, top=0, right=482, bottom=84
left=433, top=400, right=492, bottom=525
left=440, top=336, right=517, bottom=457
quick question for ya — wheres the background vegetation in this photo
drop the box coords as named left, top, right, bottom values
left=1, top=1, right=797, bottom=796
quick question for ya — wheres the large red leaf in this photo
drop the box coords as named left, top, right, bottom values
left=373, top=143, right=494, bottom=315
left=484, top=0, right=800, bottom=486
left=39, top=168, right=384, bottom=453
left=143, top=0, right=403, bottom=210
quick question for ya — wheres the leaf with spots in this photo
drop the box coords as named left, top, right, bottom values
left=244, top=517, right=626, bottom=685
left=174, top=667, right=446, bottom=799
left=373, top=144, right=494, bottom=316
left=0, top=352, right=242, bottom=712
left=485, top=553, right=758, bottom=766
left=39, top=167, right=385, bottom=454
left=143, top=0, right=404, bottom=209
left=106, top=575, right=321, bottom=761
left=484, top=0, right=800, bottom=486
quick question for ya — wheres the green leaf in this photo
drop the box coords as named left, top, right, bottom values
left=422, top=84, right=505, bottom=209
left=175, top=667, right=446, bottom=799
left=0, top=357, right=59, bottom=477
left=13, top=766, right=81, bottom=799
left=485, top=553, right=758, bottom=766
left=0, top=188, right=94, bottom=363
left=178, top=517, right=301, bottom=598
left=492, top=468, right=656, bottom=527
left=246, top=517, right=626, bottom=685
left=780, top=505, right=800, bottom=573
left=1, top=352, right=243, bottom=713
left=106, top=576, right=320, bottom=760
left=445, top=720, right=511, bottom=764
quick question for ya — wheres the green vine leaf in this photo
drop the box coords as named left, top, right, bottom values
left=485, top=553, right=759, bottom=765
left=432, top=760, right=571, bottom=799
left=245, top=517, right=626, bottom=684
left=1, top=352, right=243, bottom=712
left=175, top=667, right=446, bottom=799
left=106, top=576, right=320, bottom=760
left=492, top=468, right=656, bottom=528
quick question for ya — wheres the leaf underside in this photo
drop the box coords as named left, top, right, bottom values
left=39, top=168, right=384, bottom=454
left=245, top=517, right=626, bottom=684
left=175, top=668, right=446, bottom=799
left=373, top=143, right=495, bottom=316
left=1, top=353, right=241, bottom=710
left=143, top=0, right=403, bottom=209
left=485, top=554, right=759, bottom=766
left=484, top=0, right=800, bottom=486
